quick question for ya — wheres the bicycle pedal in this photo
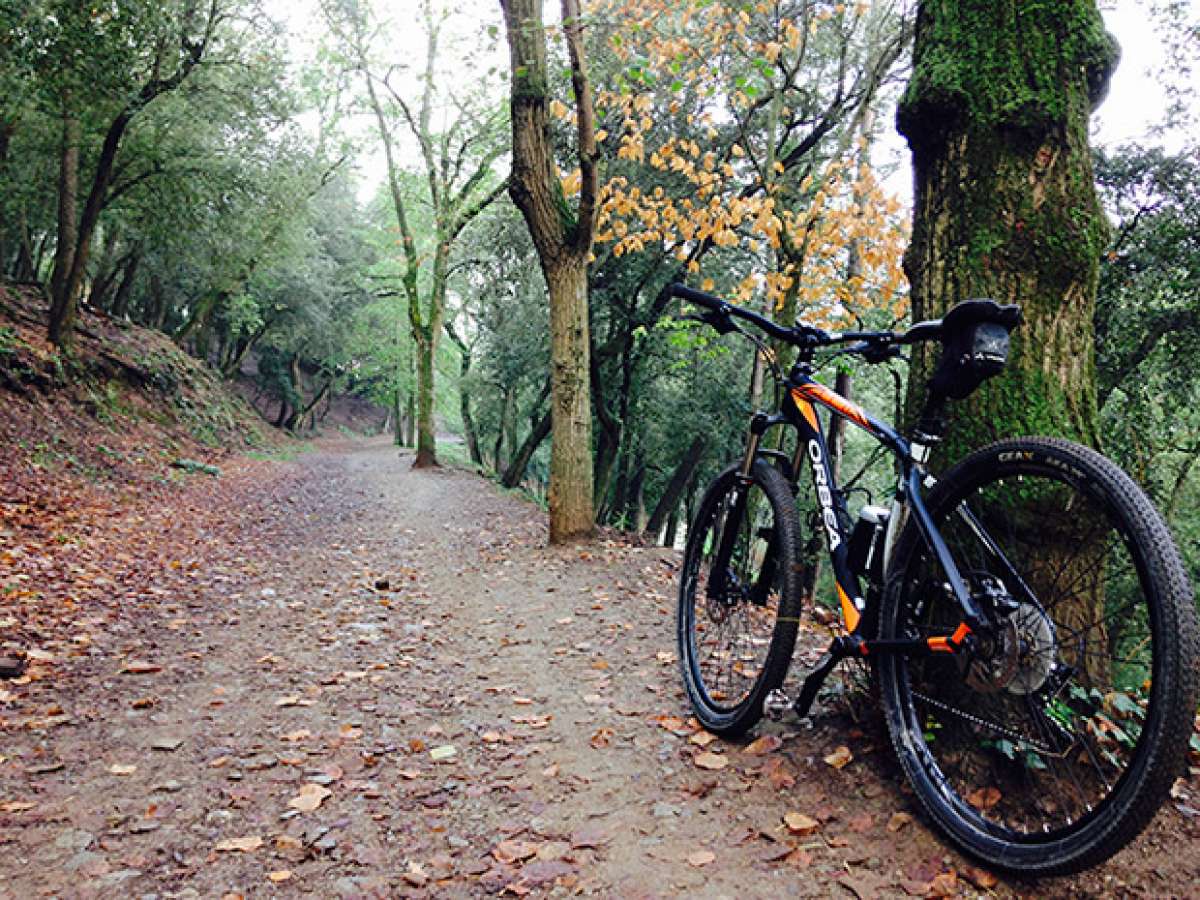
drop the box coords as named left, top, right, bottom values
left=764, top=689, right=792, bottom=721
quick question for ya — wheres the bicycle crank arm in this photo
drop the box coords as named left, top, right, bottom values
left=770, top=632, right=972, bottom=721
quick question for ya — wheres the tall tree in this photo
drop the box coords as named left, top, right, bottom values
left=324, top=0, right=507, bottom=468
left=500, top=0, right=599, bottom=542
left=898, top=1, right=1119, bottom=458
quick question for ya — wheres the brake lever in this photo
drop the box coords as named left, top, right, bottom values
left=679, top=309, right=737, bottom=335
left=861, top=343, right=903, bottom=365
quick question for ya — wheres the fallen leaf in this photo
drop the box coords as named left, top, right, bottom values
left=493, top=839, right=538, bottom=863
left=109, top=763, right=137, bottom=776
left=689, top=731, right=717, bottom=747
left=887, top=811, right=913, bottom=833
left=693, top=751, right=728, bottom=771
left=687, top=850, right=715, bottom=867
left=267, top=871, right=292, bottom=883
left=783, top=812, right=820, bottom=836
left=120, top=661, right=161, bottom=675
left=541, top=763, right=560, bottom=778
left=824, top=745, right=853, bottom=769
left=963, top=866, right=998, bottom=890
left=589, top=728, right=613, bottom=749
left=785, top=848, right=813, bottom=868
left=288, top=783, right=332, bottom=812
left=274, top=695, right=301, bottom=707
left=215, top=835, right=263, bottom=852
left=927, top=869, right=958, bottom=898
left=0, top=801, right=36, bottom=812
left=744, top=734, right=782, bottom=755
left=282, top=729, right=311, bottom=742
left=429, top=745, right=457, bottom=761
left=966, top=786, right=1001, bottom=810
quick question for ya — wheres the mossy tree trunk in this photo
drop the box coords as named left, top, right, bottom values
left=900, top=2, right=1119, bottom=684
left=501, top=0, right=599, bottom=543
left=899, top=1, right=1119, bottom=461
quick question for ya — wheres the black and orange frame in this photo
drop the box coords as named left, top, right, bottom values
left=725, top=368, right=988, bottom=718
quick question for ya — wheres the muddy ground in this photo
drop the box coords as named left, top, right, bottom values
left=1, top=437, right=1197, bottom=898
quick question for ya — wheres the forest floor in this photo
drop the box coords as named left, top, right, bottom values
left=1, top=436, right=1199, bottom=899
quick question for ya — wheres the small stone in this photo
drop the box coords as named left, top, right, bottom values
left=154, top=780, right=184, bottom=794
left=652, top=802, right=679, bottom=819
left=62, top=850, right=104, bottom=873
left=129, top=820, right=160, bottom=834
left=151, top=737, right=184, bottom=752
left=241, top=753, right=276, bottom=771
left=54, top=829, right=95, bottom=852
left=315, top=834, right=338, bottom=852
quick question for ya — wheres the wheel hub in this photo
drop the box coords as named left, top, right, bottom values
left=963, top=588, right=1058, bottom=696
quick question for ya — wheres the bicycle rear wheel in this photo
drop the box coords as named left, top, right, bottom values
left=878, top=437, right=1198, bottom=875
left=677, top=459, right=803, bottom=736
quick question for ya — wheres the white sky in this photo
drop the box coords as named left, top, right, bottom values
left=266, top=0, right=1197, bottom=205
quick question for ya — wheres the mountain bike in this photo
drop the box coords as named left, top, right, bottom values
left=669, top=282, right=1198, bottom=876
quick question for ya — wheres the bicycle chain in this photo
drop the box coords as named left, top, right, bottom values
left=912, top=690, right=1053, bottom=754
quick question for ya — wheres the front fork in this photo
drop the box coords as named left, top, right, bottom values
left=706, top=413, right=781, bottom=606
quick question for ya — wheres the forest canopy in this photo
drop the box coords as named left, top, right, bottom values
left=0, top=0, right=1197, bottom=563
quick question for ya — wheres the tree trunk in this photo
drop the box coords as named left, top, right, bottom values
left=404, top=390, right=416, bottom=447
left=828, top=371, right=852, bottom=481
left=48, top=109, right=80, bottom=348
left=663, top=506, right=680, bottom=550
left=502, top=407, right=552, bottom=489
left=173, top=291, right=222, bottom=347
left=459, top=352, right=483, bottom=466
left=900, top=2, right=1118, bottom=685
left=13, top=208, right=35, bottom=282
left=544, top=261, right=595, bottom=539
left=147, top=274, right=168, bottom=330
left=110, top=250, right=141, bottom=319
left=645, top=435, right=708, bottom=539
left=899, top=1, right=1118, bottom=461
left=494, top=386, right=514, bottom=470
left=221, top=315, right=273, bottom=379
left=88, top=228, right=119, bottom=310
left=392, top=388, right=403, bottom=446
left=413, top=329, right=439, bottom=467
left=501, top=0, right=599, bottom=543
left=287, top=378, right=332, bottom=431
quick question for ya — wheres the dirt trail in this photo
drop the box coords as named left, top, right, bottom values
left=1, top=437, right=1197, bottom=899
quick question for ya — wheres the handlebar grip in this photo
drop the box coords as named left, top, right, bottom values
left=668, top=283, right=726, bottom=311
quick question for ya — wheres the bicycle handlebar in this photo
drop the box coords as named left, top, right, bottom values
left=667, top=282, right=941, bottom=356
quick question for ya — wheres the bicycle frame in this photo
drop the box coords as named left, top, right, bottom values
left=730, top=367, right=999, bottom=715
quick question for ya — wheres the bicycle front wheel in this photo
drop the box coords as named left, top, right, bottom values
left=878, top=437, right=1198, bottom=875
left=677, top=459, right=803, bottom=737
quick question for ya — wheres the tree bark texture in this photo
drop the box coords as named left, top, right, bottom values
left=645, top=436, right=708, bottom=540
left=502, top=407, right=552, bottom=490
left=48, top=110, right=80, bottom=348
left=501, top=0, right=599, bottom=542
left=413, top=330, right=439, bottom=467
left=899, top=0, right=1118, bottom=461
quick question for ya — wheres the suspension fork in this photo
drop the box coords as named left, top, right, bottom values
left=706, top=413, right=786, bottom=604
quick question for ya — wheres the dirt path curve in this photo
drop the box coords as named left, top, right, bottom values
left=2, top=437, right=1197, bottom=899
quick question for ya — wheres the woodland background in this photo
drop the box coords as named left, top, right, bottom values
left=0, top=0, right=1197, bottom=562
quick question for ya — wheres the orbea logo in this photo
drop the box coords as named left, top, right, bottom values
left=808, top=441, right=841, bottom=551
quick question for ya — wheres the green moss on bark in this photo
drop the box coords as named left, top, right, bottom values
left=900, top=0, right=1115, bottom=459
